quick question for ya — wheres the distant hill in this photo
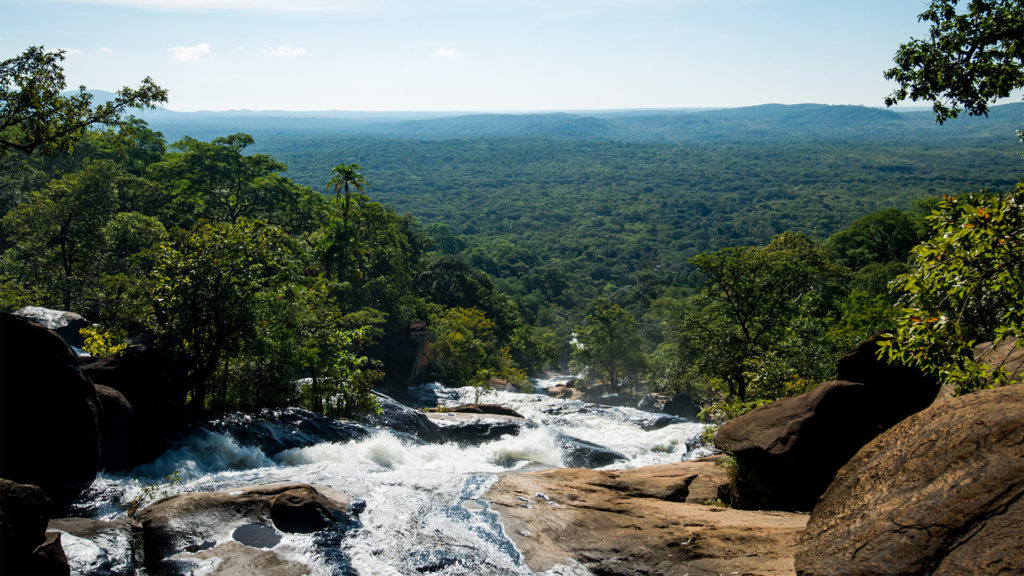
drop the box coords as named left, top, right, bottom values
left=129, top=101, right=1024, bottom=147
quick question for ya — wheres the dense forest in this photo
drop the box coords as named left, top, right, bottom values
left=141, top=104, right=1023, bottom=337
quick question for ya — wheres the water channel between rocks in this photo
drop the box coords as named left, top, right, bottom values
left=69, top=375, right=711, bottom=576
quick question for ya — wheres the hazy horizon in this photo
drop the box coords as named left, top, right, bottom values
left=4, top=0, right=951, bottom=113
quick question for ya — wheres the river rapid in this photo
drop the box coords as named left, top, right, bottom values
left=67, top=376, right=711, bottom=576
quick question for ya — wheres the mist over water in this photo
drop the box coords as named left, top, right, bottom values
left=72, top=376, right=709, bottom=575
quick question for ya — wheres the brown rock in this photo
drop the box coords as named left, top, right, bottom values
left=796, top=384, right=1024, bottom=576
left=486, top=458, right=806, bottom=576
left=442, top=403, right=524, bottom=418
left=48, top=517, right=143, bottom=575
left=546, top=385, right=583, bottom=401
left=30, top=532, right=70, bottom=576
left=189, top=541, right=310, bottom=576
left=715, top=375, right=939, bottom=510
left=270, top=485, right=345, bottom=533
left=975, top=336, right=1024, bottom=385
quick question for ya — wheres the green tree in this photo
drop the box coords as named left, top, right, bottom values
left=326, top=162, right=367, bottom=230
left=884, top=0, right=1024, bottom=123
left=1, top=161, right=132, bottom=309
left=570, top=297, right=646, bottom=394
left=825, top=208, right=920, bottom=270
left=145, top=218, right=303, bottom=413
left=683, top=232, right=845, bottom=401
left=430, top=306, right=498, bottom=387
left=149, top=133, right=297, bottom=227
left=881, top=185, right=1024, bottom=393
left=0, top=46, right=166, bottom=155
left=294, top=283, right=382, bottom=416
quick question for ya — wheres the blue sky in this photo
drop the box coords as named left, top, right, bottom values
left=2, top=0, right=937, bottom=112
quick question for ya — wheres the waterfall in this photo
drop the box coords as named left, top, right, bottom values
left=68, top=376, right=710, bottom=575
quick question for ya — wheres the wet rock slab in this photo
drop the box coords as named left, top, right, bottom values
left=426, top=411, right=526, bottom=444
left=553, top=433, right=626, bottom=468
left=200, top=408, right=371, bottom=455
left=47, top=517, right=142, bottom=576
left=136, top=483, right=358, bottom=575
left=360, top=392, right=443, bottom=442
left=486, top=458, right=807, bottom=576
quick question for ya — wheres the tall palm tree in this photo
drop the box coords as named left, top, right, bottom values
left=326, top=162, right=367, bottom=230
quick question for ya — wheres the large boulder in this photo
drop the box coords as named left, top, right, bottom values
left=360, top=392, right=443, bottom=442
left=13, top=306, right=92, bottom=351
left=554, top=433, right=626, bottom=468
left=80, top=344, right=189, bottom=466
left=136, top=483, right=358, bottom=574
left=0, top=313, right=102, bottom=505
left=545, top=384, right=583, bottom=401
left=487, top=457, right=806, bottom=576
left=662, top=390, right=701, bottom=421
left=715, top=336, right=940, bottom=511
left=0, top=479, right=71, bottom=575
left=796, top=384, right=1024, bottom=576
left=426, top=412, right=525, bottom=444
left=715, top=377, right=939, bottom=511
left=834, top=332, right=938, bottom=393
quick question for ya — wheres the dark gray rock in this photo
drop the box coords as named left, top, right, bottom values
left=427, top=412, right=525, bottom=445
left=0, top=478, right=70, bottom=576
left=662, top=391, right=700, bottom=421
left=360, top=392, right=442, bottom=442
left=200, top=407, right=371, bottom=455
left=636, top=393, right=667, bottom=412
left=555, top=433, right=626, bottom=468
left=81, top=344, right=188, bottom=467
left=94, top=385, right=133, bottom=470
left=0, top=313, right=102, bottom=506
left=13, top=306, right=92, bottom=351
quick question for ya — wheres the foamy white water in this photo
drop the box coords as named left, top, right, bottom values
left=71, top=376, right=709, bottom=575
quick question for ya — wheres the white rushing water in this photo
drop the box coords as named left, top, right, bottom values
left=72, top=376, right=710, bottom=576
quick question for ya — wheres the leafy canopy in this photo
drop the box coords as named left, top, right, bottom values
left=0, top=46, right=167, bottom=155
left=570, top=297, right=646, bottom=392
left=881, top=184, right=1024, bottom=393
left=885, top=0, right=1024, bottom=123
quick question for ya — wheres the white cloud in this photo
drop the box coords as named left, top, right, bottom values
left=97, top=46, right=113, bottom=53
left=433, top=48, right=462, bottom=59
left=168, top=42, right=211, bottom=61
left=263, top=43, right=308, bottom=57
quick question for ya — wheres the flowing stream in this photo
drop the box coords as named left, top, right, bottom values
left=67, top=376, right=711, bottom=576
